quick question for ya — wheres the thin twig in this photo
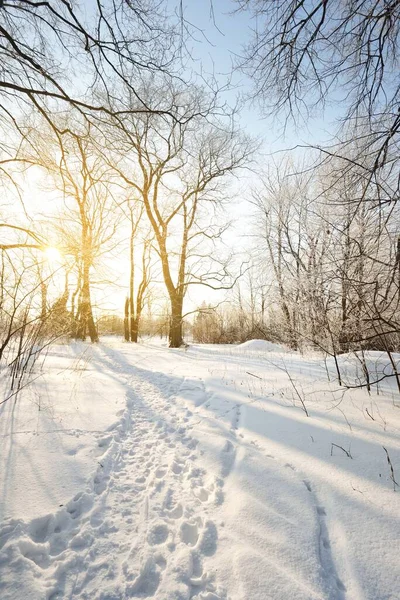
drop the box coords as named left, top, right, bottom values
left=246, top=371, right=262, bottom=379
left=383, top=446, right=399, bottom=491
left=331, top=443, right=353, bottom=459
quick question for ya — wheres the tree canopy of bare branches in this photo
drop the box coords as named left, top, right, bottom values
left=106, top=82, right=255, bottom=346
left=238, top=0, right=400, bottom=205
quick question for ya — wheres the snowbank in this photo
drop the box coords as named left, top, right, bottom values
left=237, top=338, right=287, bottom=352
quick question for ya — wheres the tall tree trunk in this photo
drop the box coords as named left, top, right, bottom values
left=131, top=317, right=139, bottom=343
left=129, top=221, right=136, bottom=342
left=169, top=295, right=184, bottom=348
left=338, top=207, right=352, bottom=353
left=70, top=269, right=81, bottom=337
left=77, top=264, right=98, bottom=342
left=40, top=281, right=47, bottom=320
left=124, top=297, right=130, bottom=341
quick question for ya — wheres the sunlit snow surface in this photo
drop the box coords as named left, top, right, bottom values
left=1, top=338, right=399, bottom=599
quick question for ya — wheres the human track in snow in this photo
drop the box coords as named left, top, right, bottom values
left=0, top=347, right=232, bottom=600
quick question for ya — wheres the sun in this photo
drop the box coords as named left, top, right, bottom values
left=45, top=247, right=62, bottom=262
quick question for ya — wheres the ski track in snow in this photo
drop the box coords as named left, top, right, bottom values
left=234, top=426, right=348, bottom=600
left=0, top=346, right=230, bottom=600
left=299, top=476, right=346, bottom=600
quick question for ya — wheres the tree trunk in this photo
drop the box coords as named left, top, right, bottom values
left=86, top=302, right=98, bottom=343
left=124, top=297, right=130, bottom=341
left=40, top=281, right=47, bottom=320
left=129, top=225, right=135, bottom=342
left=169, top=295, right=184, bottom=348
left=77, top=264, right=98, bottom=342
left=131, top=316, right=139, bottom=342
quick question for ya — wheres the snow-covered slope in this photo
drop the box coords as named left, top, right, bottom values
left=1, top=339, right=399, bottom=599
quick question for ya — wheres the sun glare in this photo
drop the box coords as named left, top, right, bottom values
left=45, top=247, right=61, bottom=262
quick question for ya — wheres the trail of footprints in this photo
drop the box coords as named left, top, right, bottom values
left=1, top=361, right=346, bottom=600
left=0, top=372, right=230, bottom=600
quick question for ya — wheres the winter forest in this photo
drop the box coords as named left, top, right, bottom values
left=1, top=1, right=400, bottom=599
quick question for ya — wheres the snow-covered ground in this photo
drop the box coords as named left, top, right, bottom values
left=1, top=338, right=400, bottom=599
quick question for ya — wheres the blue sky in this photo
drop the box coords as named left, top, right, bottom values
left=181, top=0, right=341, bottom=154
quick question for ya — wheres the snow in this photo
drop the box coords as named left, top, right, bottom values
left=1, top=339, right=400, bottom=599
left=237, top=339, right=287, bottom=353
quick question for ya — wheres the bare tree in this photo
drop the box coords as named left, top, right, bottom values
left=250, top=147, right=400, bottom=396
left=35, top=127, right=121, bottom=342
left=251, top=159, right=320, bottom=348
left=238, top=0, right=400, bottom=206
left=107, top=85, right=254, bottom=346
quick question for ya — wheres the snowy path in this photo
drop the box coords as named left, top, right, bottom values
left=1, top=340, right=400, bottom=599
left=1, top=347, right=229, bottom=599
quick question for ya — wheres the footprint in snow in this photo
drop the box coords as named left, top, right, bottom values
left=180, top=519, right=218, bottom=557
left=95, top=435, right=112, bottom=456
left=148, top=523, right=169, bottom=545
left=155, top=467, right=167, bottom=479
left=18, top=539, right=50, bottom=569
left=199, top=520, right=218, bottom=557
left=171, top=461, right=184, bottom=475
left=94, top=474, right=109, bottom=495
left=220, top=440, right=236, bottom=478
left=193, top=477, right=221, bottom=504
left=155, top=553, right=167, bottom=570
left=180, top=520, right=200, bottom=546
left=165, top=503, right=183, bottom=520
left=194, top=487, right=210, bottom=503
left=125, top=555, right=161, bottom=597
left=185, top=438, right=198, bottom=450
left=28, top=514, right=55, bottom=543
